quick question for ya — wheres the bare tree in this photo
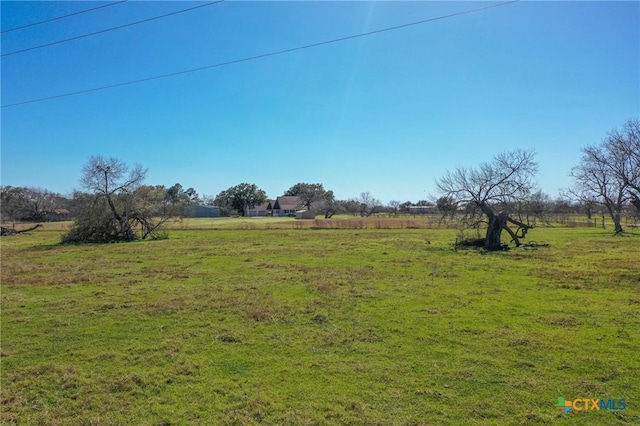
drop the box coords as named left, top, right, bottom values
left=571, top=145, right=626, bottom=233
left=0, top=186, right=64, bottom=224
left=607, top=119, right=640, bottom=214
left=388, top=200, right=401, bottom=217
left=64, top=156, right=168, bottom=242
left=436, top=196, right=457, bottom=221
left=514, top=190, right=552, bottom=225
left=357, top=192, right=381, bottom=216
left=570, top=119, right=640, bottom=233
left=436, top=149, right=538, bottom=250
left=308, top=194, right=338, bottom=219
left=1, top=186, right=33, bottom=226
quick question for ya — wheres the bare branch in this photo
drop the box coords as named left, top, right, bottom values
left=570, top=119, right=639, bottom=233
left=436, top=149, right=538, bottom=250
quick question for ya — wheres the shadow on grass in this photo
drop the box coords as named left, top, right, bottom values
left=25, top=243, right=64, bottom=252
left=453, top=240, right=552, bottom=254
left=25, top=239, right=151, bottom=252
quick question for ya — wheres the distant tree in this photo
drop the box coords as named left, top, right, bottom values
left=388, top=200, right=401, bottom=216
left=316, top=195, right=338, bottom=218
left=165, top=183, right=200, bottom=216
left=166, top=183, right=200, bottom=205
left=580, top=197, right=597, bottom=219
left=200, top=194, right=216, bottom=206
left=0, top=186, right=64, bottom=224
left=340, top=199, right=361, bottom=216
left=399, top=201, right=413, bottom=214
left=516, top=190, right=552, bottom=224
left=166, top=183, right=183, bottom=203
left=550, top=196, right=575, bottom=215
left=63, top=155, right=168, bottom=243
left=1, top=186, right=29, bottom=225
left=214, top=183, right=267, bottom=217
left=436, top=149, right=538, bottom=250
left=185, top=187, right=200, bottom=203
left=570, top=119, right=640, bottom=233
left=24, top=188, right=61, bottom=221
left=436, top=196, right=457, bottom=219
left=357, top=192, right=381, bottom=216
left=284, top=183, right=334, bottom=211
left=135, top=185, right=172, bottom=218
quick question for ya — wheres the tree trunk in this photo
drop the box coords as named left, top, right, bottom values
left=605, top=204, right=624, bottom=233
left=120, top=212, right=136, bottom=241
left=1, top=224, right=42, bottom=236
left=485, top=211, right=508, bottom=251
left=612, top=213, right=623, bottom=234
left=477, top=202, right=503, bottom=251
left=477, top=202, right=532, bottom=250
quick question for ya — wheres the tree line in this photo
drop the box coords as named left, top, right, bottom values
left=1, top=182, right=601, bottom=224
left=1, top=119, right=638, bottom=246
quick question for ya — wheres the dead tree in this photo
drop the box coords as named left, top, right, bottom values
left=64, top=156, right=168, bottom=243
left=437, top=149, right=538, bottom=251
left=570, top=119, right=640, bottom=234
left=1, top=224, right=42, bottom=236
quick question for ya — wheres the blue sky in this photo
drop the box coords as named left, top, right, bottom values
left=1, top=1, right=638, bottom=204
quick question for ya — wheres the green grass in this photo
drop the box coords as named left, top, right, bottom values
left=1, top=222, right=639, bottom=425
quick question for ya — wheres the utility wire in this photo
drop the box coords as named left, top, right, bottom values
left=1, top=1, right=129, bottom=34
left=2, top=0, right=519, bottom=108
left=2, top=1, right=224, bottom=57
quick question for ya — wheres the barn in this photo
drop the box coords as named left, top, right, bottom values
left=186, top=205, right=221, bottom=218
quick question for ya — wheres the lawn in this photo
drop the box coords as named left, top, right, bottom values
left=1, top=221, right=639, bottom=425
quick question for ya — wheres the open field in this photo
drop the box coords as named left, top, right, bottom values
left=1, top=221, right=639, bottom=425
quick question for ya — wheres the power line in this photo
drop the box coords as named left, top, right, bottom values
left=1, top=1, right=129, bottom=34
left=2, top=0, right=519, bottom=109
left=2, top=1, right=225, bottom=57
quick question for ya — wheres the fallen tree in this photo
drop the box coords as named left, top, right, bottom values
left=63, top=156, right=169, bottom=243
left=0, top=224, right=42, bottom=236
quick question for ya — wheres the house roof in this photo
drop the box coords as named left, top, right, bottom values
left=248, top=200, right=272, bottom=212
left=273, top=196, right=302, bottom=210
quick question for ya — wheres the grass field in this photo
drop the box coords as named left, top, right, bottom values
left=1, top=219, right=639, bottom=425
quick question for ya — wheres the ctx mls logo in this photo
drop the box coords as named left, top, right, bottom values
left=555, top=397, right=626, bottom=413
